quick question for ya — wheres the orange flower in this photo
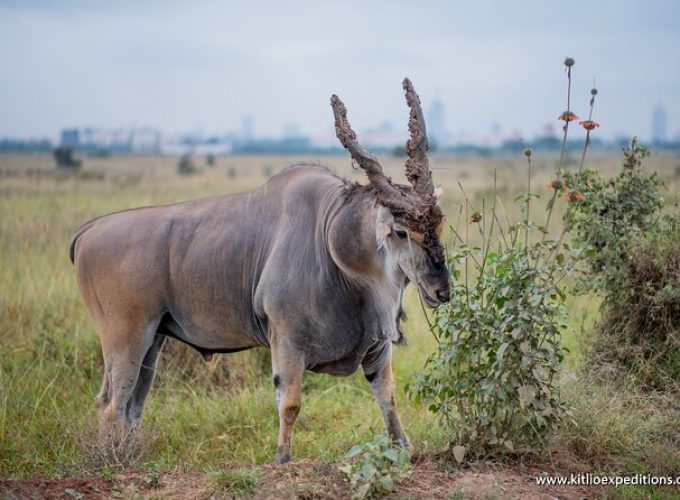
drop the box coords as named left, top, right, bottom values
left=579, top=120, right=600, bottom=130
left=469, top=211, right=483, bottom=224
left=558, top=111, right=579, bottom=122
left=563, top=190, right=586, bottom=201
left=547, top=180, right=567, bottom=191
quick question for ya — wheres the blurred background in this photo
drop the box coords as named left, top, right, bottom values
left=2, top=0, right=680, bottom=485
left=1, top=0, right=679, bottom=155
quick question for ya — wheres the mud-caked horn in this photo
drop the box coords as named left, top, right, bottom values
left=402, top=78, right=434, bottom=198
left=330, top=94, right=411, bottom=212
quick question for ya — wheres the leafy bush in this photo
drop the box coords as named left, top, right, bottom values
left=339, top=435, right=410, bottom=499
left=408, top=58, right=596, bottom=460
left=408, top=211, right=573, bottom=459
left=177, top=154, right=198, bottom=175
left=589, top=220, right=680, bottom=388
left=564, top=140, right=679, bottom=389
left=563, top=139, right=664, bottom=290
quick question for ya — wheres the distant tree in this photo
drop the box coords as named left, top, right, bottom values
left=53, top=147, right=82, bottom=170
left=178, top=154, right=197, bottom=175
left=391, top=145, right=407, bottom=157
left=206, top=154, right=216, bottom=167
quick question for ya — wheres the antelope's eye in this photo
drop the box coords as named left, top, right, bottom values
left=394, top=229, right=408, bottom=240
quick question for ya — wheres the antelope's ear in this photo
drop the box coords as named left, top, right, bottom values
left=375, top=209, right=393, bottom=250
left=375, top=221, right=392, bottom=243
left=376, top=221, right=391, bottom=250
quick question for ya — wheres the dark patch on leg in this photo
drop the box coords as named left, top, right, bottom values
left=392, top=307, right=408, bottom=346
left=365, top=372, right=378, bottom=383
left=284, top=405, right=300, bottom=423
left=273, top=374, right=281, bottom=387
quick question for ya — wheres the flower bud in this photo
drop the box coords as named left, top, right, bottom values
left=469, top=211, right=483, bottom=224
left=564, top=57, right=575, bottom=67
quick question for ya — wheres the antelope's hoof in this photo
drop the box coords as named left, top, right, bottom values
left=394, top=436, right=411, bottom=449
left=275, top=450, right=291, bottom=465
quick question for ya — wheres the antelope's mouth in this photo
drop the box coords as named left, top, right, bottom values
left=419, top=286, right=441, bottom=309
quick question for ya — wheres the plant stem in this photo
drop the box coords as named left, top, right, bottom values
left=464, top=200, right=470, bottom=313
left=542, top=65, right=573, bottom=246
left=575, top=93, right=596, bottom=177
left=557, top=66, right=572, bottom=172
left=525, top=154, right=531, bottom=250
left=547, top=87, right=598, bottom=266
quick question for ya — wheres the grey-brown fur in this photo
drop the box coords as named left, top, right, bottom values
left=70, top=81, right=450, bottom=464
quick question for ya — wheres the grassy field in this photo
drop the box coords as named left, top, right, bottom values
left=1, top=152, right=679, bottom=497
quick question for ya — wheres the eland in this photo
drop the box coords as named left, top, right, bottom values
left=69, top=79, right=450, bottom=463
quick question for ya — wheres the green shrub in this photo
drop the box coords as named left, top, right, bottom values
left=587, top=222, right=680, bottom=389
left=408, top=58, right=593, bottom=460
left=408, top=227, right=572, bottom=459
left=564, top=140, right=679, bottom=389
left=339, top=435, right=410, bottom=499
left=563, top=139, right=664, bottom=291
left=177, top=154, right=198, bottom=175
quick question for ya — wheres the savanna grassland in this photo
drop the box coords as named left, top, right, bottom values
left=1, top=151, right=679, bottom=498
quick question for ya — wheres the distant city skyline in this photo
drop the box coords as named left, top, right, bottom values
left=1, top=0, right=679, bottom=143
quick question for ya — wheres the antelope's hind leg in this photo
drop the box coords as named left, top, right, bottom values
left=95, top=318, right=159, bottom=446
left=126, top=333, right=166, bottom=432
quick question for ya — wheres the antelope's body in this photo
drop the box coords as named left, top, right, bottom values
left=71, top=79, right=450, bottom=463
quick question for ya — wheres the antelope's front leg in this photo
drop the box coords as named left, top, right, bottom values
left=271, top=342, right=304, bottom=464
left=363, top=343, right=409, bottom=447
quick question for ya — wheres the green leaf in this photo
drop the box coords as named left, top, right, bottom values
left=356, top=483, right=370, bottom=499
left=518, top=385, right=536, bottom=408
left=452, top=445, right=466, bottom=463
left=382, top=448, right=399, bottom=462
left=348, top=445, right=363, bottom=458
left=379, top=474, right=395, bottom=491
left=546, top=197, right=555, bottom=211
left=497, top=342, right=509, bottom=361
left=360, top=461, right=376, bottom=480
left=338, top=464, right=352, bottom=475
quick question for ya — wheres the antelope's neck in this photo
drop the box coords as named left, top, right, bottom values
left=327, top=190, right=380, bottom=279
left=326, top=190, right=404, bottom=339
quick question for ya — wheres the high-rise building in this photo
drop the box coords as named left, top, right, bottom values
left=60, top=129, right=80, bottom=148
left=242, top=115, right=254, bottom=143
left=652, top=104, right=667, bottom=144
left=427, top=99, right=445, bottom=149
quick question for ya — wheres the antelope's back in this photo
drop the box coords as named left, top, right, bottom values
left=70, top=165, right=348, bottom=347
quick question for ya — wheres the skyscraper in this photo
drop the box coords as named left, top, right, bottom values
left=427, top=99, right=445, bottom=150
left=652, top=104, right=667, bottom=144
left=241, top=115, right=254, bottom=143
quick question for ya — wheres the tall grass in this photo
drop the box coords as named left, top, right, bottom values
left=1, top=152, right=678, bottom=481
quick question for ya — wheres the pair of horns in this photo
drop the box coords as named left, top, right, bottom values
left=331, top=78, right=434, bottom=207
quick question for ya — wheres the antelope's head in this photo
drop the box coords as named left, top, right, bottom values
left=331, top=79, right=450, bottom=307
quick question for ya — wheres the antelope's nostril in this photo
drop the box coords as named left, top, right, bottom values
left=435, top=288, right=450, bottom=303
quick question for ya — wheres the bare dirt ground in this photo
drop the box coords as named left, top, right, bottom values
left=1, top=461, right=596, bottom=499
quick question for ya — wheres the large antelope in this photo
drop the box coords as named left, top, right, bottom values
left=70, top=79, right=450, bottom=464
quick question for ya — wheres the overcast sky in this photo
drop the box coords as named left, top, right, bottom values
left=1, top=0, right=678, bottom=142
